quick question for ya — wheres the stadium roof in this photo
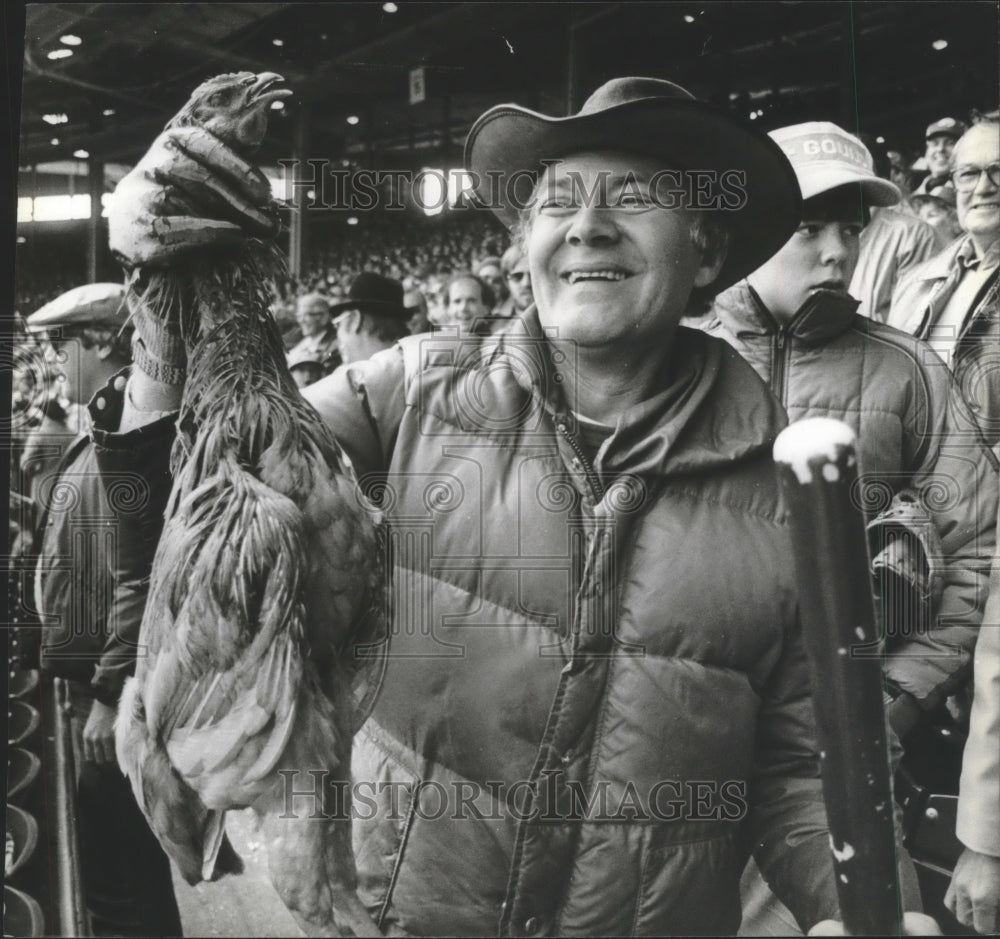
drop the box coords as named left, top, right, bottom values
left=18, top=1, right=999, bottom=169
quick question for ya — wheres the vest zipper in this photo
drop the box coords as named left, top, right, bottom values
left=555, top=418, right=605, bottom=504
left=771, top=329, right=789, bottom=408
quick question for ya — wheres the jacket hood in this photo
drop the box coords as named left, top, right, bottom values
left=487, top=306, right=787, bottom=481
left=712, top=280, right=860, bottom=346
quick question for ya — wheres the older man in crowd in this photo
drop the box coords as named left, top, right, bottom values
left=889, top=121, right=1000, bottom=447
left=286, top=291, right=342, bottom=375
left=102, top=76, right=936, bottom=936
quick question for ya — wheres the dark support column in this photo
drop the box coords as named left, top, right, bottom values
left=87, top=159, right=104, bottom=283
left=289, top=106, right=309, bottom=279
left=442, top=93, right=452, bottom=164
left=840, top=2, right=858, bottom=129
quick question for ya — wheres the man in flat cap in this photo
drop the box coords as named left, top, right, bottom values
left=25, top=286, right=183, bottom=938
left=100, top=77, right=936, bottom=935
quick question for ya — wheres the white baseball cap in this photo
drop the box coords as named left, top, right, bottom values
left=769, top=121, right=901, bottom=206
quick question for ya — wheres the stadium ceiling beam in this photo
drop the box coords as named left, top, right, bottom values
left=300, top=1, right=545, bottom=102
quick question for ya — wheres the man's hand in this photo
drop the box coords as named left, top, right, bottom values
left=945, top=847, right=1000, bottom=934
left=109, top=124, right=278, bottom=270
left=82, top=699, right=119, bottom=765
left=807, top=912, right=942, bottom=935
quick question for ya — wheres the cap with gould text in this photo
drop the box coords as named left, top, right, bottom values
left=768, top=121, right=901, bottom=206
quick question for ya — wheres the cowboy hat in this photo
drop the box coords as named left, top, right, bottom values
left=329, top=272, right=410, bottom=320
left=464, top=76, right=802, bottom=292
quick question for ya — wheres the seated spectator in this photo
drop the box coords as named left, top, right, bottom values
left=287, top=346, right=325, bottom=388
left=286, top=292, right=341, bottom=375
left=911, top=182, right=963, bottom=247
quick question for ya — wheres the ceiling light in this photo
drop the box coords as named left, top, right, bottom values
left=270, top=100, right=285, bottom=110
left=102, top=108, right=115, bottom=117
left=346, top=115, right=360, bottom=125
left=17, top=236, right=27, bottom=244
left=876, top=136, right=885, bottom=144
left=50, top=138, right=60, bottom=145
left=383, top=2, right=399, bottom=12
left=60, top=34, right=82, bottom=45
left=272, top=38, right=284, bottom=47
left=749, top=112, right=757, bottom=121
left=932, top=39, right=948, bottom=51
left=43, top=113, right=68, bottom=125
left=73, top=149, right=89, bottom=159
left=47, top=48, right=73, bottom=60
left=683, top=14, right=695, bottom=23
left=347, top=216, right=359, bottom=226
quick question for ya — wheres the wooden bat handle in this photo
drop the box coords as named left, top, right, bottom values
left=774, top=418, right=902, bottom=936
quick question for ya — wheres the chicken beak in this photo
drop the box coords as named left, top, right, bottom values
left=249, top=72, right=293, bottom=107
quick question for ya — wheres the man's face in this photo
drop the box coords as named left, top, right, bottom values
left=48, top=333, right=104, bottom=404
left=747, top=189, right=862, bottom=321
left=926, top=134, right=956, bottom=177
left=527, top=151, right=720, bottom=349
left=505, top=257, right=534, bottom=312
left=953, top=125, right=1000, bottom=244
left=447, top=278, right=489, bottom=328
left=477, top=264, right=506, bottom=303
left=296, top=300, right=331, bottom=337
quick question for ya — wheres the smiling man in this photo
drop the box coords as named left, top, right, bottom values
left=97, top=77, right=940, bottom=936
left=890, top=121, right=1000, bottom=447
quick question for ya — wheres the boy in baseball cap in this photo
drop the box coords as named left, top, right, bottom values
left=701, top=121, right=996, bottom=935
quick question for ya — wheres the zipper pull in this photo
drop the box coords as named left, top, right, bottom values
left=776, top=331, right=786, bottom=350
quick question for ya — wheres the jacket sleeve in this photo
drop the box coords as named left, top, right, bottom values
left=956, top=599, right=1000, bottom=856
left=87, top=373, right=179, bottom=706
left=886, top=344, right=999, bottom=717
left=303, top=344, right=408, bottom=480
left=749, top=607, right=922, bottom=931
